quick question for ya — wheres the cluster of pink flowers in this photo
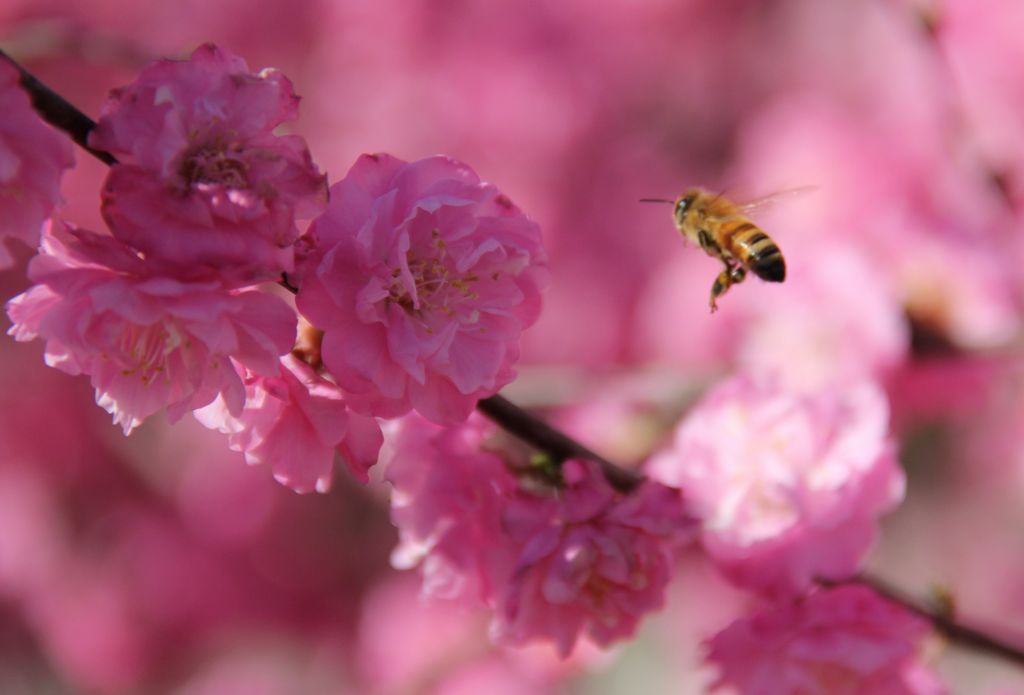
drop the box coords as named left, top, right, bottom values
left=89, top=43, right=328, bottom=282
left=641, top=374, right=940, bottom=691
left=5, top=45, right=548, bottom=502
left=385, top=413, right=695, bottom=656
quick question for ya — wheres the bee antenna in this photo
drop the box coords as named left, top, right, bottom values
left=638, top=198, right=675, bottom=204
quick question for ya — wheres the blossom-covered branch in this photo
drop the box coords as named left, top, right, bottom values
left=0, top=46, right=632, bottom=490
left=473, top=375, right=1024, bottom=669
left=6, top=38, right=1024, bottom=688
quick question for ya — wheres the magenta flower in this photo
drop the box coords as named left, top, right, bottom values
left=385, top=415, right=694, bottom=656
left=90, top=44, right=327, bottom=280
left=6, top=222, right=295, bottom=434
left=706, top=586, right=940, bottom=695
left=297, top=153, right=548, bottom=424
left=0, top=60, right=74, bottom=268
left=494, top=459, right=696, bottom=657
left=194, top=354, right=383, bottom=493
left=647, top=376, right=904, bottom=598
left=385, top=413, right=518, bottom=603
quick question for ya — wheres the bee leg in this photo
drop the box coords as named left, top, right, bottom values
left=709, top=268, right=732, bottom=313
left=709, top=264, right=746, bottom=312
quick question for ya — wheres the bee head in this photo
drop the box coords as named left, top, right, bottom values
left=673, top=191, right=698, bottom=227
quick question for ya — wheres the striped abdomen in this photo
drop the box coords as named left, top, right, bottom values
left=717, top=218, right=786, bottom=282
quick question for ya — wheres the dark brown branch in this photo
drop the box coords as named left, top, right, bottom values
left=0, top=48, right=118, bottom=165
left=476, top=394, right=644, bottom=493
left=825, top=574, right=1024, bottom=667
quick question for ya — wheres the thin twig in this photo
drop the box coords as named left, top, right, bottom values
left=476, top=394, right=644, bottom=493
left=0, top=47, right=117, bottom=165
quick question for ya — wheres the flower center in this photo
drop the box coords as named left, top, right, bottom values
left=179, top=139, right=249, bottom=189
left=117, top=321, right=188, bottom=384
left=387, top=229, right=480, bottom=331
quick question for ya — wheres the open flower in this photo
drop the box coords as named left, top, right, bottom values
left=194, top=354, right=383, bottom=493
left=0, top=60, right=74, bottom=268
left=494, top=459, right=696, bottom=656
left=90, top=44, right=327, bottom=281
left=385, top=415, right=694, bottom=656
left=385, top=413, right=517, bottom=604
left=6, top=222, right=295, bottom=434
left=706, top=585, right=941, bottom=695
left=297, top=153, right=548, bottom=425
left=647, top=375, right=904, bottom=598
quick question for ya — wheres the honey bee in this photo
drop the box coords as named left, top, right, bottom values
left=643, top=188, right=789, bottom=312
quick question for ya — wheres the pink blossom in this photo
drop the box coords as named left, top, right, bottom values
left=385, top=415, right=694, bottom=656
left=90, top=43, right=327, bottom=281
left=0, top=59, right=74, bottom=268
left=493, top=458, right=695, bottom=657
left=706, top=585, right=941, bottom=695
left=647, top=376, right=904, bottom=598
left=385, top=413, right=518, bottom=603
left=194, top=353, right=383, bottom=493
left=297, top=153, right=548, bottom=425
left=6, top=222, right=295, bottom=434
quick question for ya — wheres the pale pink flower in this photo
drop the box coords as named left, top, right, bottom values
left=0, top=59, right=74, bottom=268
left=90, top=43, right=327, bottom=281
left=194, top=353, right=383, bottom=493
left=6, top=222, right=295, bottom=434
left=706, top=585, right=941, bottom=695
left=494, top=458, right=695, bottom=657
left=297, top=153, right=548, bottom=424
left=647, top=376, right=904, bottom=598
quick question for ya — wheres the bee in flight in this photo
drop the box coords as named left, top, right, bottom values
left=643, top=188, right=788, bottom=312
left=638, top=189, right=790, bottom=311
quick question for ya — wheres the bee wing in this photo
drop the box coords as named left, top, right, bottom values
left=735, top=186, right=817, bottom=215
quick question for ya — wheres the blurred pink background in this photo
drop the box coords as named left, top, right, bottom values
left=3, top=0, right=1024, bottom=692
